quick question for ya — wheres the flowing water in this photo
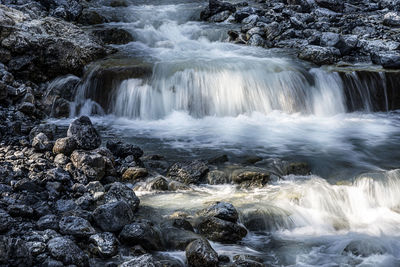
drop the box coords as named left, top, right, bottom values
left=50, top=0, right=400, bottom=265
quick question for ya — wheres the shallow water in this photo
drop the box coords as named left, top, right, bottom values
left=50, top=0, right=400, bottom=265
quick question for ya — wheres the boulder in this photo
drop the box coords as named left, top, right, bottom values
left=197, top=202, right=239, bottom=223
left=47, top=237, right=88, bottom=266
left=53, top=137, right=77, bottom=156
left=206, top=170, right=229, bottom=185
left=93, top=201, right=134, bottom=232
left=59, top=216, right=96, bottom=237
left=148, top=176, right=169, bottom=191
left=167, top=160, right=209, bottom=185
left=0, top=209, right=14, bottom=233
left=197, top=216, right=247, bottom=243
left=92, top=28, right=134, bottom=45
left=185, top=238, right=218, bottom=267
left=78, top=9, right=106, bottom=25
left=298, top=45, right=340, bottom=65
left=371, top=51, right=400, bottom=69
left=122, top=167, right=149, bottom=181
left=104, top=182, right=140, bottom=211
left=231, top=168, right=270, bottom=188
left=0, top=236, right=32, bottom=267
left=106, top=140, right=143, bottom=159
left=383, top=12, right=400, bottom=26
left=320, top=32, right=340, bottom=47
left=89, top=232, right=118, bottom=258
left=315, top=0, right=344, bottom=13
left=36, top=214, right=59, bottom=230
left=67, top=116, right=101, bottom=150
left=200, top=0, right=236, bottom=21
left=119, top=220, right=163, bottom=251
left=32, top=133, right=53, bottom=151
left=70, top=150, right=107, bottom=181
left=120, top=254, right=161, bottom=267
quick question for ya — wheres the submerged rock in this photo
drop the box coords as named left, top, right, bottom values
left=92, top=28, right=134, bottom=45
left=197, top=202, right=239, bottom=223
left=197, top=216, right=247, bottom=243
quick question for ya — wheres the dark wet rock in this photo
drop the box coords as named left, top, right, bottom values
left=32, top=133, right=53, bottom=152
left=18, top=102, right=35, bottom=115
left=167, top=160, right=209, bottom=185
left=25, top=241, right=46, bottom=257
left=0, top=236, right=32, bottom=267
left=206, top=170, right=230, bottom=185
left=89, top=232, right=118, bottom=258
left=231, top=168, right=270, bottom=188
left=161, top=220, right=200, bottom=250
left=283, top=162, right=311, bottom=176
left=320, top=32, right=341, bottom=47
left=104, top=182, right=140, bottom=211
left=197, top=202, right=239, bottom=223
left=336, top=35, right=358, bottom=56
left=186, top=238, right=218, bottom=267
left=168, top=180, right=191, bottom=191
left=233, top=254, right=265, bottom=267
left=29, top=124, right=57, bottom=142
left=59, top=216, right=96, bottom=237
left=247, top=34, right=265, bottom=47
left=122, top=167, right=149, bottom=181
left=0, top=208, right=14, bottom=232
left=315, top=0, right=344, bottom=13
left=7, top=204, right=34, bottom=218
left=148, top=176, right=169, bottom=191
left=200, top=0, right=236, bottom=21
left=120, top=254, right=161, bottom=267
left=119, top=220, right=163, bottom=251
left=298, top=45, right=340, bottom=65
left=47, top=237, right=88, bottom=266
left=209, top=10, right=231, bottom=22
left=78, top=9, right=107, bottom=25
left=106, top=140, right=143, bottom=159
left=196, top=216, right=247, bottom=243
left=207, top=154, right=228, bottom=165
left=67, top=116, right=101, bottom=150
left=53, top=136, right=77, bottom=156
left=371, top=51, right=400, bottom=69
left=93, top=200, right=134, bottom=232
left=93, top=27, right=134, bottom=45
left=56, top=199, right=78, bottom=213
left=70, top=150, right=107, bottom=181
left=37, top=214, right=59, bottom=230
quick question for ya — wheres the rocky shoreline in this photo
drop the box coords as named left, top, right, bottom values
left=201, top=0, right=400, bottom=68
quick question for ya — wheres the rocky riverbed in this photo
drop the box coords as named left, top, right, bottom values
left=2, top=0, right=400, bottom=266
left=201, top=0, right=400, bottom=68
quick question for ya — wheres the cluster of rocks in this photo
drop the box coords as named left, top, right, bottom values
left=201, top=0, right=400, bottom=68
left=1, top=114, right=292, bottom=266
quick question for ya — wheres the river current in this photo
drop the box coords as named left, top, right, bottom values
left=49, top=0, right=400, bottom=266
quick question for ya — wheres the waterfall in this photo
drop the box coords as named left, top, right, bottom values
left=72, top=64, right=398, bottom=119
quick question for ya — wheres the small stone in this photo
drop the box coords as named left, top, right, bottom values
left=53, top=137, right=77, bottom=156
left=93, top=201, right=134, bottom=232
left=47, top=237, right=88, bottom=266
left=89, top=232, right=118, bottom=258
left=59, top=216, right=96, bottom=237
left=185, top=239, right=218, bottom=267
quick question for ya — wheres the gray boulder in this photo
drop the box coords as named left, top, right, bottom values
left=298, top=45, right=340, bottom=65
left=47, top=237, right=88, bottom=266
left=59, top=216, right=96, bottom=237
left=70, top=150, right=106, bottom=181
left=185, top=238, right=218, bottom=267
left=53, top=136, right=77, bottom=156
left=167, top=160, right=209, bottom=185
left=67, top=116, right=101, bottom=150
left=93, top=201, right=134, bottom=232
left=89, top=232, right=118, bottom=258
left=119, top=221, right=163, bottom=251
